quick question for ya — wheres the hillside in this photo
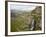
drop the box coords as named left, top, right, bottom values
left=31, top=6, right=42, bottom=30
left=11, top=6, right=42, bottom=32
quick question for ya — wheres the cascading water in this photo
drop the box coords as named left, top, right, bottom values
left=28, top=16, right=35, bottom=31
left=30, top=19, right=34, bottom=30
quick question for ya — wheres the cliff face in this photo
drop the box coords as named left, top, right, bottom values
left=31, top=6, right=42, bottom=30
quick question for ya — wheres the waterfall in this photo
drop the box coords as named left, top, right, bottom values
left=30, top=19, right=34, bottom=30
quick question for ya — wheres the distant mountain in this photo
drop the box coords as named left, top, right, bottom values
left=11, top=9, right=23, bottom=14
left=11, top=9, right=32, bottom=17
left=11, top=9, right=32, bottom=14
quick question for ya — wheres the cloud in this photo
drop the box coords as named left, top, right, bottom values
left=10, top=3, right=36, bottom=11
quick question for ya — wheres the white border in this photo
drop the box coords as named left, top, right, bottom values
left=8, top=2, right=44, bottom=35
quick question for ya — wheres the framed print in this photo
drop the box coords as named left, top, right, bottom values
left=5, top=1, right=45, bottom=36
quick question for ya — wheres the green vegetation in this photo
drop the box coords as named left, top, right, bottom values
left=11, top=6, right=42, bottom=32
left=31, top=6, right=42, bottom=30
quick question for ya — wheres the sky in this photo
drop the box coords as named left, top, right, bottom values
left=10, top=3, right=36, bottom=11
